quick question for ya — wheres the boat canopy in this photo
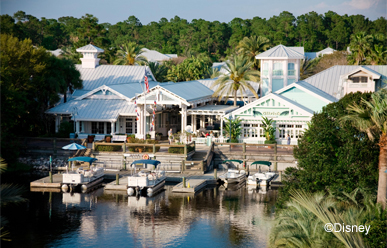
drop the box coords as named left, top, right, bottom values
left=251, top=161, right=272, bottom=166
left=132, top=160, right=161, bottom=167
left=222, top=160, right=243, bottom=164
left=68, top=157, right=98, bottom=165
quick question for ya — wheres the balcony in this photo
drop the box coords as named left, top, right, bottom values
left=273, top=70, right=283, bottom=76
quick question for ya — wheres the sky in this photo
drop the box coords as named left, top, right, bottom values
left=1, top=0, right=386, bottom=24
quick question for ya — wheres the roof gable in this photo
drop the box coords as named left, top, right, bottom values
left=255, top=45, right=304, bottom=59
left=226, top=93, right=314, bottom=119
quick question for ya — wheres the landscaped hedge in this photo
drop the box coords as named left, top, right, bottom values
left=126, top=138, right=160, bottom=152
left=95, top=145, right=121, bottom=152
left=168, top=146, right=194, bottom=154
left=264, top=140, right=277, bottom=144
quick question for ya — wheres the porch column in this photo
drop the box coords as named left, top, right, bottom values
left=220, top=116, right=223, bottom=137
left=111, top=122, right=115, bottom=135
left=181, top=104, right=187, bottom=132
left=55, top=115, right=60, bottom=133
left=200, top=115, right=205, bottom=129
left=75, top=121, right=80, bottom=135
left=136, top=105, right=144, bottom=139
left=192, top=115, right=196, bottom=132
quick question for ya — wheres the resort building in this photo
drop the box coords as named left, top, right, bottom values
left=46, top=44, right=387, bottom=144
left=304, top=47, right=336, bottom=60
left=141, top=48, right=177, bottom=63
left=256, top=45, right=304, bottom=96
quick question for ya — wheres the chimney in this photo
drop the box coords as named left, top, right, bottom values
left=76, top=44, right=104, bottom=69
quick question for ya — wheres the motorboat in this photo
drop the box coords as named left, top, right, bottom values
left=127, top=159, right=166, bottom=197
left=219, top=169, right=247, bottom=184
left=62, top=157, right=104, bottom=192
left=247, top=161, right=276, bottom=187
left=218, top=160, right=247, bottom=185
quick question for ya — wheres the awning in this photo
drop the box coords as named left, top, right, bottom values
left=251, top=161, right=272, bottom=166
left=187, top=105, right=239, bottom=116
left=68, top=157, right=98, bottom=164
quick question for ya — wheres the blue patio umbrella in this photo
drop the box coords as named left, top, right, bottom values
left=62, top=143, right=86, bottom=150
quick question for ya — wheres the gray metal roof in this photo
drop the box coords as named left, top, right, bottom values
left=75, top=65, right=155, bottom=90
left=46, top=99, right=135, bottom=121
left=305, top=47, right=336, bottom=60
left=48, top=49, right=63, bottom=57
left=76, top=44, right=104, bottom=53
left=161, top=81, right=214, bottom=102
left=304, top=65, right=387, bottom=99
left=141, top=48, right=172, bottom=62
left=108, top=82, right=159, bottom=99
left=255, top=45, right=304, bottom=59
left=290, top=81, right=337, bottom=102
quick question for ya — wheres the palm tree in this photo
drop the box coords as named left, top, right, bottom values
left=300, top=57, right=314, bottom=80
left=349, top=32, right=372, bottom=65
left=211, top=54, right=260, bottom=106
left=340, top=90, right=387, bottom=208
left=113, top=42, right=147, bottom=65
left=0, top=158, right=26, bottom=241
left=147, top=61, right=168, bottom=82
left=237, top=36, right=270, bottom=70
left=366, top=44, right=387, bottom=65
left=204, top=67, right=221, bottom=79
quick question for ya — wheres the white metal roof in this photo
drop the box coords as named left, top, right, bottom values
left=75, top=65, right=156, bottom=90
left=255, top=45, right=304, bottom=59
left=141, top=48, right=173, bottom=62
left=46, top=99, right=135, bottom=121
left=304, top=65, right=387, bottom=99
left=187, top=105, right=239, bottom=115
left=48, top=49, right=63, bottom=57
left=275, top=81, right=337, bottom=103
left=76, top=44, right=104, bottom=53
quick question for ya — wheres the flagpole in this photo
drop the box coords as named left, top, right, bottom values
left=144, top=79, right=146, bottom=140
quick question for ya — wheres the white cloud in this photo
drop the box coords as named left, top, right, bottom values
left=315, top=2, right=328, bottom=9
left=343, top=0, right=380, bottom=10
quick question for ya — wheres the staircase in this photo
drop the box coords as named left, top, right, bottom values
left=185, top=151, right=208, bottom=171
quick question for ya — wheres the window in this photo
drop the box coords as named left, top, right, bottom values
left=126, top=118, right=133, bottom=133
left=261, top=79, right=269, bottom=96
left=288, top=63, right=295, bottom=76
left=98, top=122, right=104, bottom=134
left=288, top=79, right=295, bottom=85
left=244, top=124, right=250, bottom=127
left=262, top=62, right=269, bottom=76
left=296, top=125, right=302, bottom=128
left=352, top=77, right=367, bottom=83
left=92, top=122, right=98, bottom=133
left=106, top=122, right=111, bottom=134
left=273, top=62, right=283, bottom=76
left=252, top=124, right=258, bottom=127
left=287, top=125, right=294, bottom=128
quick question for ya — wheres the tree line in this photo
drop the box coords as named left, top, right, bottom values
left=1, top=10, right=386, bottom=62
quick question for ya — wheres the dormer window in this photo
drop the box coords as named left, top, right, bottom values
left=262, top=62, right=269, bottom=76
left=352, top=76, right=367, bottom=83
left=288, top=63, right=295, bottom=76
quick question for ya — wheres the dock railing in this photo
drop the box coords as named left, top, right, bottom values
left=214, top=142, right=296, bottom=172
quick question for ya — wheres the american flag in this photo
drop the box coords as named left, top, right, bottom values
left=144, top=70, right=149, bottom=93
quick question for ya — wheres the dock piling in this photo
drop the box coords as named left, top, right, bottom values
left=116, top=174, right=119, bottom=185
left=214, top=169, right=217, bottom=179
left=183, top=177, right=186, bottom=188
left=49, top=171, right=53, bottom=183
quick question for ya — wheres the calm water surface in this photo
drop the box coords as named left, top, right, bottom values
left=2, top=173, right=277, bottom=248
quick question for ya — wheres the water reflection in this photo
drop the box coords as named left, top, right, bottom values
left=4, top=184, right=277, bottom=247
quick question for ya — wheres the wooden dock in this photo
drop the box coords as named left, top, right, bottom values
left=30, top=174, right=62, bottom=188
left=104, top=177, right=128, bottom=191
left=172, top=179, right=207, bottom=193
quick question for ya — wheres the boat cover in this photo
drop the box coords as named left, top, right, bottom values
left=251, top=161, right=272, bottom=166
left=68, top=157, right=98, bottom=165
left=132, top=160, right=161, bottom=167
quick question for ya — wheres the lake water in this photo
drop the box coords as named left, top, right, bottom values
left=2, top=173, right=277, bottom=248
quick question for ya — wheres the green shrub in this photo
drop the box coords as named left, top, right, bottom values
left=127, top=134, right=135, bottom=139
left=264, top=140, right=277, bottom=144
left=95, top=145, right=121, bottom=152
left=57, top=121, right=74, bottom=138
